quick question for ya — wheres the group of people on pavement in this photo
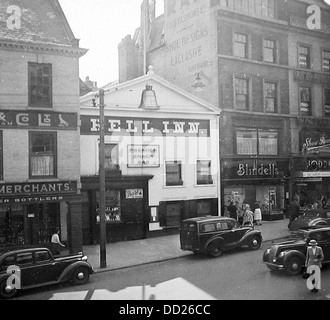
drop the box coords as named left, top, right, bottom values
left=226, top=200, right=262, bottom=226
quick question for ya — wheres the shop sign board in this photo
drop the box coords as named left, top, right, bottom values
left=126, top=189, right=144, bottom=199
left=127, top=145, right=160, bottom=168
left=0, top=110, right=77, bottom=130
left=222, top=159, right=290, bottom=180
left=0, top=181, right=77, bottom=204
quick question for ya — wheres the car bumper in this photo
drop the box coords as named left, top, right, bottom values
left=262, top=261, right=284, bottom=269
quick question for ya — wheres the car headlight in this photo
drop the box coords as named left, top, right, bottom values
left=82, top=255, right=88, bottom=262
left=278, top=252, right=285, bottom=258
left=265, top=249, right=271, bottom=255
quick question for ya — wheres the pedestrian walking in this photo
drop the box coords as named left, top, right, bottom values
left=253, top=201, right=262, bottom=226
left=243, top=204, right=254, bottom=226
left=227, top=201, right=238, bottom=220
left=287, top=197, right=301, bottom=229
left=51, top=228, right=66, bottom=256
left=305, top=239, right=324, bottom=293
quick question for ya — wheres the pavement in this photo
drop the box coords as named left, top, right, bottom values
left=82, top=217, right=292, bottom=274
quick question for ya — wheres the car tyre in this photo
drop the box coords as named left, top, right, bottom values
left=248, top=236, right=262, bottom=250
left=72, top=266, right=90, bottom=285
left=207, top=243, right=223, bottom=258
left=284, top=256, right=304, bottom=276
left=0, top=280, right=17, bottom=300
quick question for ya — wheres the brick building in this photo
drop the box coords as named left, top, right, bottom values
left=119, top=0, right=330, bottom=219
left=0, top=0, right=87, bottom=253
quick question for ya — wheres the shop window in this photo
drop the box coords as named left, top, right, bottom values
left=233, top=33, right=248, bottom=58
left=298, top=45, right=311, bottom=69
left=165, top=161, right=183, bottom=186
left=28, top=62, right=52, bottom=108
left=197, top=160, right=213, bottom=185
left=263, top=39, right=276, bottom=63
left=234, top=77, right=249, bottom=110
left=30, top=132, right=57, bottom=178
left=96, top=190, right=122, bottom=223
left=236, top=128, right=278, bottom=156
left=264, top=81, right=278, bottom=113
left=324, top=88, right=330, bottom=117
left=165, top=202, right=181, bottom=227
left=300, top=86, right=312, bottom=116
left=322, top=50, right=330, bottom=72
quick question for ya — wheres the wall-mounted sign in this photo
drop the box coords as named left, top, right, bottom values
left=293, top=70, right=330, bottom=85
left=0, top=110, right=77, bottom=130
left=222, top=159, right=290, bottom=180
left=127, top=145, right=160, bottom=168
left=0, top=195, right=65, bottom=205
left=0, top=181, right=77, bottom=197
left=126, top=189, right=144, bottom=199
left=301, top=131, right=330, bottom=154
left=81, top=116, right=210, bottom=137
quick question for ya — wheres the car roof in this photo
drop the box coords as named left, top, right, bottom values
left=0, top=248, right=50, bottom=259
left=182, top=216, right=235, bottom=223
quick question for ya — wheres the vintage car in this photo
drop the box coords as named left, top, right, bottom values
left=0, top=248, right=94, bottom=299
left=289, top=209, right=330, bottom=231
left=262, top=226, right=330, bottom=275
left=180, top=216, right=262, bottom=258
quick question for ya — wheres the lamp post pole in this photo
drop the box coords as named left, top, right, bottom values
left=99, top=88, right=107, bottom=269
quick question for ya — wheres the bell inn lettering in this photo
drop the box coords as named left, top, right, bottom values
left=81, top=116, right=210, bottom=137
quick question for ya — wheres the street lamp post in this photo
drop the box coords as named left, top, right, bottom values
left=93, top=88, right=107, bottom=269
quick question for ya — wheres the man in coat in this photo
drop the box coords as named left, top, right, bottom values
left=287, top=198, right=301, bottom=229
left=305, top=239, right=324, bottom=293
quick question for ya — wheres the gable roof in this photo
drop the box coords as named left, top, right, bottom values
left=0, top=0, right=87, bottom=54
left=80, top=67, right=220, bottom=116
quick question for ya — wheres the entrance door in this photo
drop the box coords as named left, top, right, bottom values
left=26, top=203, right=60, bottom=245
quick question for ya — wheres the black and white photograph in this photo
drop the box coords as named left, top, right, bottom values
left=0, top=0, right=330, bottom=306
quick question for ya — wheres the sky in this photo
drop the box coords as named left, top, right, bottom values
left=59, top=0, right=330, bottom=87
left=59, top=0, right=164, bottom=87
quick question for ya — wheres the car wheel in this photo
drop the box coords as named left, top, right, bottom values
left=284, top=257, right=303, bottom=276
left=248, top=236, right=261, bottom=250
left=72, top=266, right=90, bottom=285
left=207, top=243, right=223, bottom=258
left=0, top=280, right=17, bottom=300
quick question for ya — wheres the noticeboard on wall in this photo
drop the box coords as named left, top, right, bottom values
left=127, top=145, right=160, bottom=168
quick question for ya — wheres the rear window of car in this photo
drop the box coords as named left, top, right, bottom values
left=1, top=256, right=15, bottom=268
left=200, top=223, right=216, bottom=233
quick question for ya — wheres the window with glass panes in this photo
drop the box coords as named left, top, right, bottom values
left=235, top=77, right=249, bottom=110
left=165, top=161, right=183, bottom=186
left=197, top=160, right=213, bottom=185
left=236, top=129, right=278, bottom=156
left=325, top=88, right=330, bottom=117
left=264, top=39, right=276, bottom=63
left=28, top=63, right=52, bottom=108
left=300, top=86, right=312, bottom=116
left=298, top=46, right=311, bottom=69
left=220, top=0, right=275, bottom=18
left=104, top=144, right=119, bottom=171
left=323, top=51, right=330, bottom=72
left=233, top=33, right=247, bottom=58
left=264, top=81, right=278, bottom=113
left=30, top=132, right=56, bottom=178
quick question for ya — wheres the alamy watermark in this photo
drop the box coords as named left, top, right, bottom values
left=6, top=265, right=21, bottom=292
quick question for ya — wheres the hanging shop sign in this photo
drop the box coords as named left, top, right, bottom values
left=127, top=145, right=160, bottom=168
left=81, top=116, right=210, bottom=137
left=0, top=110, right=77, bottom=130
left=222, top=159, right=290, bottom=180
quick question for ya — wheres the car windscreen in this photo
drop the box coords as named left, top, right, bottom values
left=181, top=222, right=197, bottom=232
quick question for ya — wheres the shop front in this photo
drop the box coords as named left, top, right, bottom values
left=0, top=181, right=81, bottom=252
left=222, top=158, right=290, bottom=221
left=290, top=125, right=330, bottom=208
left=81, top=175, right=153, bottom=245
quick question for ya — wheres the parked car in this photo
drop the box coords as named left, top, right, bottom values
left=262, top=226, right=330, bottom=275
left=0, top=247, right=94, bottom=299
left=289, top=208, right=330, bottom=231
left=180, top=216, right=262, bottom=258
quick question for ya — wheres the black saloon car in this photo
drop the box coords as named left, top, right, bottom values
left=180, top=216, right=262, bottom=258
left=263, top=226, right=330, bottom=275
left=289, top=208, right=330, bottom=231
left=0, top=248, right=94, bottom=299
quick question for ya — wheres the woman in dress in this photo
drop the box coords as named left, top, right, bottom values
left=253, top=201, right=262, bottom=226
